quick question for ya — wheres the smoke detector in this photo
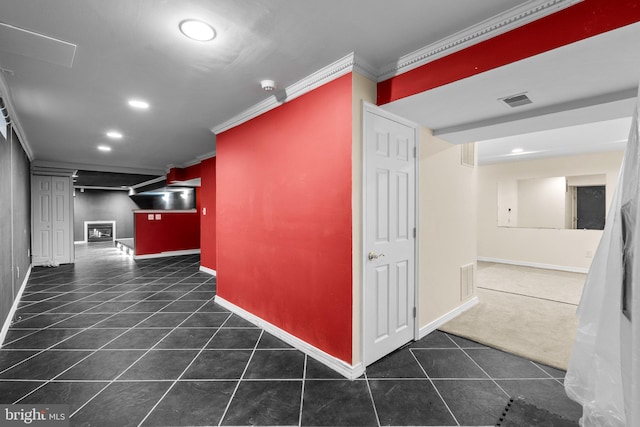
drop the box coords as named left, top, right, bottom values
left=500, top=93, right=532, bottom=108
left=260, top=80, right=276, bottom=91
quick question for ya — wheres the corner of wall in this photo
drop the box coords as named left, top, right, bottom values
left=418, top=128, right=478, bottom=328
left=351, top=72, right=376, bottom=366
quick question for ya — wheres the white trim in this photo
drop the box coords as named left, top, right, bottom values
left=211, top=52, right=376, bottom=135
left=361, top=102, right=420, bottom=366
left=134, top=209, right=197, bottom=214
left=215, top=296, right=365, bottom=379
left=377, top=0, right=583, bottom=80
left=130, top=176, right=166, bottom=190
left=133, top=249, right=200, bottom=260
left=477, top=256, right=589, bottom=274
left=75, top=186, right=129, bottom=191
left=418, top=296, right=479, bottom=340
left=199, top=266, right=217, bottom=276
left=30, top=159, right=164, bottom=177
left=0, top=265, right=31, bottom=348
left=84, top=220, right=116, bottom=243
left=0, top=72, right=34, bottom=161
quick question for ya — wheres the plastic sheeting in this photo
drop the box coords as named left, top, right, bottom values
left=565, top=96, right=640, bottom=426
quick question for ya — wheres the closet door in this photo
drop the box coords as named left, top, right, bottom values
left=31, top=174, right=73, bottom=265
left=32, top=175, right=52, bottom=265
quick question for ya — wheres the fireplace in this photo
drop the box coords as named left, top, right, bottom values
left=84, top=220, right=116, bottom=243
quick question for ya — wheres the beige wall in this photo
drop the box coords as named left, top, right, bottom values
left=478, top=151, right=624, bottom=271
left=351, top=72, right=376, bottom=366
left=418, top=127, right=478, bottom=328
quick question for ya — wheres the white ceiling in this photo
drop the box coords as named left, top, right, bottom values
left=0, top=0, right=637, bottom=176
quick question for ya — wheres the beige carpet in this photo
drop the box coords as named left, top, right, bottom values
left=439, top=262, right=586, bottom=371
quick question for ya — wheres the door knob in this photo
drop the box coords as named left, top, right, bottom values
left=368, top=251, right=385, bottom=261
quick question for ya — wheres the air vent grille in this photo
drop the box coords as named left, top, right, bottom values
left=460, top=263, right=475, bottom=300
left=501, top=93, right=532, bottom=108
left=461, top=142, right=475, bottom=167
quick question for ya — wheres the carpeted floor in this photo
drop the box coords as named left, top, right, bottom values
left=439, top=262, right=586, bottom=371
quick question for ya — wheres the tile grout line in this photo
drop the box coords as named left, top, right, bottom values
left=217, top=329, right=265, bottom=427
left=408, top=348, right=461, bottom=427
left=363, top=370, right=382, bottom=427
left=297, top=354, right=308, bottom=427
left=11, top=297, right=183, bottom=404
left=135, top=307, right=231, bottom=427
left=69, top=294, right=217, bottom=419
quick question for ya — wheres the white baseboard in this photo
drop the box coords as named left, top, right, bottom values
left=0, top=265, right=31, bottom=348
left=477, top=257, right=589, bottom=274
left=418, top=296, right=479, bottom=339
left=199, top=266, right=217, bottom=276
left=74, top=240, right=86, bottom=244
left=133, top=249, right=200, bottom=260
left=215, top=296, right=364, bottom=379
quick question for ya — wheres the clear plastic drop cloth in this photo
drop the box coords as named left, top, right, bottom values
left=565, top=95, right=640, bottom=427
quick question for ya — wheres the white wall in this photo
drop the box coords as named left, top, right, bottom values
left=517, top=176, right=566, bottom=229
left=478, top=151, right=624, bottom=272
left=419, top=128, right=478, bottom=328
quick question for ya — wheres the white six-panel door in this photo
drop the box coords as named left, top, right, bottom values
left=363, top=104, right=417, bottom=366
left=32, top=174, right=73, bottom=266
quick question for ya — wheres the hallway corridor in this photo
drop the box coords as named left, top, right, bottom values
left=0, top=243, right=581, bottom=426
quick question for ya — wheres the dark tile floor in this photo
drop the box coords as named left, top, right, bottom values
left=0, top=242, right=582, bottom=426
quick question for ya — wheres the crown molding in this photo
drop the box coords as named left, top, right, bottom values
left=31, top=159, right=165, bottom=176
left=0, top=70, right=34, bottom=161
left=211, top=52, right=375, bottom=135
left=377, top=0, right=583, bottom=81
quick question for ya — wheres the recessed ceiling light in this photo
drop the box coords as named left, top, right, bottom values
left=511, top=148, right=524, bottom=154
left=106, top=131, right=123, bottom=139
left=97, top=145, right=111, bottom=152
left=179, top=19, right=216, bottom=41
left=128, top=99, right=149, bottom=109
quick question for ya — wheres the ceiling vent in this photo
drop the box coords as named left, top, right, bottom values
left=500, top=93, right=532, bottom=108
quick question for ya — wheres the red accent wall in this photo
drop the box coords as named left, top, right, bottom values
left=216, top=74, right=353, bottom=362
left=167, top=164, right=202, bottom=184
left=377, top=0, right=640, bottom=104
left=200, top=157, right=216, bottom=270
left=134, top=211, right=200, bottom=256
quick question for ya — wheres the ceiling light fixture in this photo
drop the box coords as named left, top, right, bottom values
left=106, top=131, right=123, bottom=139
left=97, top=145, right=111, bottom=152
left=128, top=99, right=149, bottom=109
left=179, top=19, right=216, bottom=41
left=260, top=80, right=276, bottom=91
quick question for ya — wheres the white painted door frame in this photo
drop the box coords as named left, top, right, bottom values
left=361, top=102, right=419, bottom=366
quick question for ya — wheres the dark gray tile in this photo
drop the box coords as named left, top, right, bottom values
left=370, top=379, right=457, bottom=426
left=366, top=348, right=426, bottom=378
left=180, top=312, right=230, bottom=328
left=155, top=328, right=215, bottom=349
left=57, top=350, right=145, bottom=380
left=222, top=380, right=302, bottom=426
left=86, top=301, right=138, bottom=313
left=142, top=381, right=236, bottom=426
left=120, top=350, right=198, bottom=380
left=0, top=350, right=39, bottom=372
left=0, top=381, right=45, bottom=403
left=495, top=379, right=582, bottom=422
left=93, top=312, right=151, bottom=328
left=197, top=301, right=229, bottom=313
left=52, top=328, right=123, bottom=349
left=159, top=300, right=206, bottom=312
left=179, top=291, right=216, bottom=300
left=103, top=328, right=171, bottom=350
left=301, top=380, right=377, bottom=426
left=413, top=348, right=489, bottom=379
left=183, top=350, right=252, bottom=379
left=136, top=312, right=190, bottom=327
left=145, top=292, right=186, bottom=301
left=497, top=395, right=579, bottom=427
left=110, top=291, right=158, bottom=301
left=465, top=348, right=551, bottom=379
left=11, top=313, right=74, bottom=328
left=533, top=362, right=567, bottom=379
left=17, top=381, right=108, bottom=413
left=410, top=330, right=458, bottom=348
left=444, top=332, right=488, bottom=348
left=124, top=301, right=171, bottom=312
left=3, top=329, right=80, bottom=349
left=71, top=381, right=172, bottom=426
left=2, top=329, right=35, bottom=344
left=258, top=332, right=293, bottom=349
left=435, top=379, right=509, bottom=426
left=0, top=350, right=91, bottom=380
left=206, top=328, right=261, bottom=349
left=223, top=314, right=255, bottom=328
left=305, top=357, right=344, bottom=379
left=53, top=313, right=112, bottom=328
left=244, top=350, right=305, bottom=379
